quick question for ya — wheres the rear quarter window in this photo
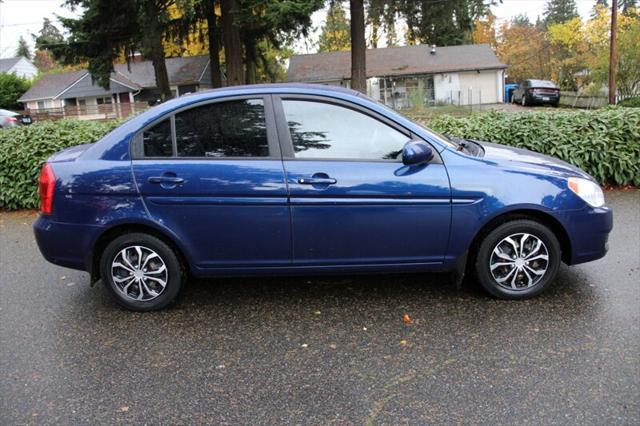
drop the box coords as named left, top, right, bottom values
left=142, top=119, right=173, bottom=157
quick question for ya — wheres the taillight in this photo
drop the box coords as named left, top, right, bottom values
left=39, top=163, right=55, bottom=214
left=7, top=117, right=17, bottom=122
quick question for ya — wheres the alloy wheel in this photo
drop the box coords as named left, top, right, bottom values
left=489, top=233, right=549, bottom=290
left=111, top=245, right=168, bottom=301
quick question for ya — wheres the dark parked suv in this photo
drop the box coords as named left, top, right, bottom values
left=512, top=80, right=560, bottom=107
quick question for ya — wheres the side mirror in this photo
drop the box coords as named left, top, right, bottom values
left=402, top=140, right=434, bottom=166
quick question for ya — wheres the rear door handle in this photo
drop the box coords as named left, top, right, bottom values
left=148, top=176, right=185, bottom=185
left=298, top=177, right=337, bottom=185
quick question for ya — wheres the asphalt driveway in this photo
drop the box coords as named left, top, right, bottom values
left=1, top=190, right=639, bottom=425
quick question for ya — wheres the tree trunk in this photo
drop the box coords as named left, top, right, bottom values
left=148, top=32, right=172, bottom=101
left=205, top=1, right=222, bottom=88
left=244, top=36, right=258, bottom=84
left=221, top=0, right=244, bottom=86
left=143, top=1, right=172, bottom=100
left=350, top=0, right=367, bottom=93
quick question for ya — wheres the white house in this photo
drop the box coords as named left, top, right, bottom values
left=286, top=44, right=507, bottom=108
left=0, top=56, right=38, bottom=79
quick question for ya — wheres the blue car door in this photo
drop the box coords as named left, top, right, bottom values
left=131, top=96, right=291, bottom=271
left=273, top=96, right=451, bottom=267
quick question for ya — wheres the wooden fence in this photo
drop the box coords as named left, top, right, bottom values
left=19, top=102, right=150, bottom=122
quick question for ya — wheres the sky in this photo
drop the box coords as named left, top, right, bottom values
left=0, top=0, right=599, bottom=59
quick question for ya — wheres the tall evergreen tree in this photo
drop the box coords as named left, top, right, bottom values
left=221, top=0, right=243, bottom=85
left=172, top=0, right=223, bottom=88
left=543, top=0, right=579, bottom=26
left=399, top=0, right=491, bottom=46
left=234, top=0, right=323, bottom=84
left=318, top=1, right=351, bottom=51
left=512, top=13, right=532, bottom=27
left=32, top=18, right=64, bottom=51
left=53, top=0, right=176, bottom=100
left=202, top=0, right=222, bottom=88
left=15, top=36, right=32, bottom=60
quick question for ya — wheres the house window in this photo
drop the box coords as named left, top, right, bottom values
left=96, top=96, right=113, bottom=105
left=37, top=101, right=45, bottom=110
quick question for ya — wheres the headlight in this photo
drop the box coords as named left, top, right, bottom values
left=568, top=177, right=605, bottom=208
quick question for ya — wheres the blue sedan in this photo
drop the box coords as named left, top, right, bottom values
left=34, top=84, right=613, bottom=311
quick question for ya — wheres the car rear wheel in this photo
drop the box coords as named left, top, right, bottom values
left=100, top=233, right=184, bottom=311
left=521, top=96, right=527, bottom=107
left=475, top=220, right=561, bottom=299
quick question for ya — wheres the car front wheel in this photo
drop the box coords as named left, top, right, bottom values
left=475, top=220, right=561, bottom=299
left=100, top=233, right=184, bottom=311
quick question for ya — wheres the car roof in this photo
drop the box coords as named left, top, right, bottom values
left=0, top=109, right=18, bottom=116
left=178, top=82, right=363, bottom=100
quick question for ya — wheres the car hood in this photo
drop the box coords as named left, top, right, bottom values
left=478, top=141, right=593, bottom=180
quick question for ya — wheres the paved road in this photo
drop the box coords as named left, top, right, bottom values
left=1, top=190, right=639, bottom=425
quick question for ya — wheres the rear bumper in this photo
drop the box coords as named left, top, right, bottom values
left=33, top=215, right=103, bottom=272
left=528, top=93, right=560, bottom=104
left=560, top=205, right=613, bottom=265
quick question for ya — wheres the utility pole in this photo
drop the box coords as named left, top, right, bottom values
left=609, top=0, right=618, bottom=105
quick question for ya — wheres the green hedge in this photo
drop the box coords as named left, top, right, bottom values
left=0, top=120, right=119, bottom=209
left=0, top=108, right=638, bottom=210
left=420, top=107, right=640, bottom=186
left=618, top=97, right=640, bottom=108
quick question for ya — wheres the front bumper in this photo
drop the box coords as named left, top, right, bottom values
left=560, top=205, right=613, bottom=265
left=33, top=215, right=104, bottom=271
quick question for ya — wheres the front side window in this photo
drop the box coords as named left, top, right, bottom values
left=175, top=99, right=269, bottom=157
left=142, top=119, right=172, bottom=157
left=281, top=100, right=409, bottom=160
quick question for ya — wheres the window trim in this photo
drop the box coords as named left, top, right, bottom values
left=131, top=95, right=280, bottom=161
left=272, top=94, right=441, bottom=164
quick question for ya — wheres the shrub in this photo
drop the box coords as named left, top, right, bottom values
left=418, top=107, right=640, bottom=186
left=0, top=72, right=32, bottom=110
left=618, top=97, right=640, bottom=108
left=0, top=120, right=119, bottom=209
left=0, top=108, right=638, bottom=211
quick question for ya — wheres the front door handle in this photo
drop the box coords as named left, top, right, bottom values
left=298, top=177, right=337, bottom=185
left=148, top=176, right=185, bottom=185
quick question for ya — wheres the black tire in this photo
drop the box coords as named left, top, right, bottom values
left=521, top=95, right=527, bottom=107
left=100, top=233, right=184, bottom=311
left=552, top=101, right=559, bottom=108
left=474, top=220, right=561, bottom=299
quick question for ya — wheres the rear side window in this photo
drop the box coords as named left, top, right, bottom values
left=143, top=119, right=173, bottom=157
left=175, top=99, right=269, bottom=157
left=281, top=100, right=408, bottom=160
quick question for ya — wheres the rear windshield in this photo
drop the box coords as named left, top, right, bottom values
left=528, top=80, right=557, bottom=88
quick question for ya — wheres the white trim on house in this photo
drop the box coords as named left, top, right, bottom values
left=51, top=72, right=90, bottom=100
left=197, top=59, right=211, bottom=83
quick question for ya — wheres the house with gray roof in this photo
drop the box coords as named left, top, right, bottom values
left=19, top=55, right=218, bottom=118
left=287, top=44, right=507, bottom=107
left=0, top=56, right=38, bottom=79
